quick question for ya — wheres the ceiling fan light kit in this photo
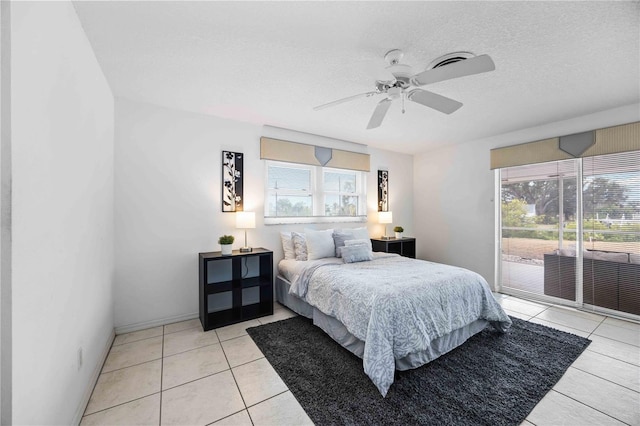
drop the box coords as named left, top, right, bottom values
left=314, top=49, right=496, bottom=129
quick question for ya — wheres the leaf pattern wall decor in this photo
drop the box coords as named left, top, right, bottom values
left=222, top=151, right=243, bottom=212
left=378, top=170, right=388, bottom=212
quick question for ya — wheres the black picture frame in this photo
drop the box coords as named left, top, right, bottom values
left=378, top=170, right=388, bottom=212
left=222, top=151, right=243, bottom=212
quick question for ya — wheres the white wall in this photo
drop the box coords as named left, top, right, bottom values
left=11, top=2, right=114, bottom=424
left=114, top=98, right=413, bottom=330
left=413, top=104, right=640, bottom=289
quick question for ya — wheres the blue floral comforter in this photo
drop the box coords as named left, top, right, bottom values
left=288, top=254, right=512, bottom=396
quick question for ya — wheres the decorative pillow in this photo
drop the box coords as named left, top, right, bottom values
left=305, top=228, right=335, bottom=260
left=280, top=232, right=295, bottom=260
left=292, top=232, right=307, bottom=261
left=342, top=244, right=374, bottom=263
left=333, top=230, right=355, bottom=257
left=629, top=254, right=640, bottom=265
left=344, top=238, right=372, bottom=251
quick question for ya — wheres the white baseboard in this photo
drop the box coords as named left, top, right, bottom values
left=115, top=312, right=199, bottom=335
left=72, top=328, right=115, bottom=425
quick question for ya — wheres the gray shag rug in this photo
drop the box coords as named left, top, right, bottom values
left=247, top=315, right=590, bottom=426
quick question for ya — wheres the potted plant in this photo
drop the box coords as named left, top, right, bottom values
left=218, top=235, right=235, bottom=255
left=393, top=226, right=404, bottom=239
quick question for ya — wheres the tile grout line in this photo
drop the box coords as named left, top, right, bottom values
left=159, top=325, right=165, bottom=426
left=100, top=356, right=164, bottom=375
left=162, top=367, right=233, bottom=392
left=163, top=324, right=202, bottom=336
left=162, top=333, right=221, bottom=358
left=80, top=336, right=118, bottom=420
left=226, top=363, right=253, bottom=424
left=112, top=333, right=164, bottom=347
left=588, top=331, right=640, bottom=348
left=244, top=389, right=289, bottom=410
left=569, top=364, right=640, bottom=394
left=550, top=388, right=634, bottom=425
left=566, top=365, right=640, bottom=394
left=204, top=408, right=253, bottom=426
left=82, top=392, right=162, bottom=419
left=219, top=332, right=251, bottom=411
left=162, top=341, right=223, bottom=361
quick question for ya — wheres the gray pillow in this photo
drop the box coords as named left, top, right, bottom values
left=342, top=244, right=374, bottom=263
left=344, top=238, right=372, bottom=250
left=333, top=230, right=355, bottom=257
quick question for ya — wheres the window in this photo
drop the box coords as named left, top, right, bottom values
left=265, top=161, right=366, bottom=224
left=582, top=151, right=640, bottom=255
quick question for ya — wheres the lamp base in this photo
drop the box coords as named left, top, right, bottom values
left=239, top=247, right=253, bottom=253
left=380, top=236, right=391, bottom=240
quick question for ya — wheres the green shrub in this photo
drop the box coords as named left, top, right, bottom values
left=218, top=235, right=235, bottom=245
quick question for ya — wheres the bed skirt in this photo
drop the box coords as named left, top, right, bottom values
left=275, top=275, right=488, bottom=371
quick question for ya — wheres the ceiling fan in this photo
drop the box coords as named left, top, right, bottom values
left=313, top=49, right=495, bottom=129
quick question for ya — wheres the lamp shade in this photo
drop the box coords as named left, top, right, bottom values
left=378, top=211, right=393, bottom=224
left=236, top=211, right=256, bottom=229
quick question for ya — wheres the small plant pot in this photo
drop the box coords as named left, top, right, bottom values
left=395, top=232, right=402, bottom=239
left=220, top=244, right=233, bottom=255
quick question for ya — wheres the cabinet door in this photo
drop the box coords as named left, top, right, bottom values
left=402, top=240, right=416, bottom=258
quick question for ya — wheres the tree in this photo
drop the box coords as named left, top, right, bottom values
left=502, top=179, right=574, bottom=221
left=501, top=176, right=632, bottom=222
left=501, top=199, right=530, bottom=227
left=583, top=177, right=629, bottom=219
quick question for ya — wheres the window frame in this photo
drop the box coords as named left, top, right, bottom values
left=264, top=160, right=367, bottom=225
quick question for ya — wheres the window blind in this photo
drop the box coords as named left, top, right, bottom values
left=582, top=151, right=640, bottom=315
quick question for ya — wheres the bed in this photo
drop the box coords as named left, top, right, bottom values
left=277, top=229, right=512, bottom=397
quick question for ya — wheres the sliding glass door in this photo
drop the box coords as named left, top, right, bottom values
left=582, top=151, right=640, bottom=315
left=500, top=160, right=578, bottom=300
left=499, top=150, right=640, bottom=317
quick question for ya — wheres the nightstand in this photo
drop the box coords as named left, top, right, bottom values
left=198, top=248, right=274, bottom=331
left=371, top=237, right=416, bottom=259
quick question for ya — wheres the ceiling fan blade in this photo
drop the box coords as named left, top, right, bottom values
left=407, top=89, right=463, bottom=114
left=366, top=98, right=393, bottom=129
left=411, top=54, right=495, bottom=86
left=313, top=91, right=379, bottom=111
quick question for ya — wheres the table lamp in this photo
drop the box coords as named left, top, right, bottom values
left=236, top=211, right=256, bottom=252
left=379, top=211, right=393, bottom=240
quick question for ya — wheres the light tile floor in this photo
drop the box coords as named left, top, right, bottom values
left=82, top=295, right=640, bottom=425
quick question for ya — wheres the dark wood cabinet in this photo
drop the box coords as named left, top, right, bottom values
left=371, top=237, right=416, bottom=259
left=199, top=248, right=273, bottom=331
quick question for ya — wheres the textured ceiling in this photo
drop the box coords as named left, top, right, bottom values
left=73, top=1, right=640, bottom=154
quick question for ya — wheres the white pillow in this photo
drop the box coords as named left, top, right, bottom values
left=292, top=232, right=307, bottom=261
left=280, top=232, right=295, bottom=260
left=305, top=228, right=336, bottom=260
